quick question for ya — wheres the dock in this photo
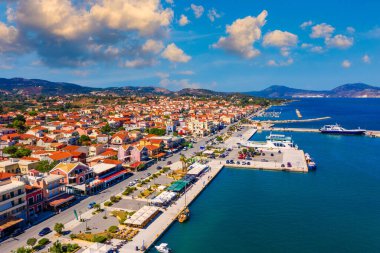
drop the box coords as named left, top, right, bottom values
left=262, top=116, right=330, bottom=124
left=122, top=161, right=224, bottom=252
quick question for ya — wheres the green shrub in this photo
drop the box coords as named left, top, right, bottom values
left=27, top=237, right=37, bottom=247
left=93, top=235, right=107, bottom=243
left=108, top=225, right=119, bottom=233
left=70, top=234, right=77, bottom=240
left=38, top=238, right=50, bottom=246
left=104, top=201, right=113, bottom=206
left=110, top=195, right=117, bottom=202
left=66, top=243, right=79, bottom=252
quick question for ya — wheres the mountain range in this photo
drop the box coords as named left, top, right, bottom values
left=245, top=83, right=380, bottom=98
left=0, top=78, right=379, bottom=98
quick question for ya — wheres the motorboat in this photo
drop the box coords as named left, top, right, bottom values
left=155, top=243, right=172, bottom=253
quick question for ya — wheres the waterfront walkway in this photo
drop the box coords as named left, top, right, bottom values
left=121, top=161, right=224, bottom=252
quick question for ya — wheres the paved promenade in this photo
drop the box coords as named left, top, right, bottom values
left=121, top=161, right=224, bottom=252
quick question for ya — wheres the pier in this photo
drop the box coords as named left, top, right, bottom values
left=261, top=116, right=331, bottom=124
left=122, top=161, right=224, bottom=252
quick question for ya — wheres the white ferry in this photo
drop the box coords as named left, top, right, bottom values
left=319, top=124, right=366, bottom=135
left=242, top=133, right=298, bottom=149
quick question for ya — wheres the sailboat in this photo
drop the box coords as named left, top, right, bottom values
left=178, top=185, right=190, bottom=223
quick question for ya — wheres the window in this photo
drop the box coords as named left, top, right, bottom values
left=18, top=189, right=22, bottom=195
left=10, top=192, right=14, bottom=198
left=28, top=197, right=34, bottom=205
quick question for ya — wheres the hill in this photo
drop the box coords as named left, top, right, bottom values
left=245, top=83, right=380, bottom=98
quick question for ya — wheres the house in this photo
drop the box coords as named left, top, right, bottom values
left=0, top=172, right=26, bottom=239
left=34, top=174, right=74, bottom=211
left=89, top=144, right=107, bottom=157
left=0, top=160, right=20, bottom=174
left=50, top=162, right=93, bottom=196
left=47, top=151, right=73, bottom=163
left=110, top=131, right=130, bottom=145
left=96, top=134, right=109, bottom=144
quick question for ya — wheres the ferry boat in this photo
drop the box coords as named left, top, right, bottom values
left=242, top=133, right=298, bottom=149
left=319, top=124, right=366, bottom=135
left=155, top=243, right=172, bottom=253
left=305, top=153, right=317, bottom=170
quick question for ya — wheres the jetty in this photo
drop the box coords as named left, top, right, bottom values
left=261, top=116, right=330, bottom=124
left=122, top=161, right=224, bottom=252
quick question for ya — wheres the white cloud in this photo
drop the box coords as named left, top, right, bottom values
left=142, top=39, right=164, bottom=54
left=310, top=23, right=335, bottom=38
left=0, top=21, right=23, bottom=53
left=177, top=70, right=194, bottom=75
left=161, top=43, right=191, bottom=63
left=125, top=58, right=156, bottom=68
left=190, top=4, right=204, bottom=18
left=156, top=72, right=169, bottom=79
left=362, top=54, right=371, bottom=64
left=325, top=34, right=353, bottom=49
left=267, top=58, right=294, bottom=67
left=178, top=14, right=190, bottom=26
left=159, top=78, right=200, bottom=89
left=165, top=0, right=174, bottom=5
left=207, top=8, right=221, bottom=22
left=212, top=10, right=268, bottom=59
left=310, top=46, right=324, bottom=53
left=301, top=43, right=324, bottom=53
left=341, top=60, right=351, bottom=68
left=346, top=27, right=355, bottom=34
left=300, top=20, right=313, bottom=29
left=263, top=30, right=298, bottom=47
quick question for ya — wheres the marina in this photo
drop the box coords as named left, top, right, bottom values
left=125, top=128, right=311, bottom=252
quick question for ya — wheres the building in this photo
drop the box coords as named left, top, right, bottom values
left=0, top=172, right=26, bottom=239
left=50, top=162, right=93, bottom=196
left=25, top=185, right=44, bottom=220
left=0, top=160, right=20, bottom=174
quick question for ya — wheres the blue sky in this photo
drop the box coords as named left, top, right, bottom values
left=0, top=0, right=379, bottom=91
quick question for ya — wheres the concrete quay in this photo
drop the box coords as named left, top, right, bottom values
left=121, top=161, right=224, bottom=252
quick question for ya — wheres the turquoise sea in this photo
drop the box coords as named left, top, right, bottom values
left=150, top=98, right=380, bottom=253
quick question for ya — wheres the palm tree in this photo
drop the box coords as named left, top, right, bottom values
left=180, top=154, right=188, bottom=172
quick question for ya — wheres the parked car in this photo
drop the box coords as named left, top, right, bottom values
left=281, top=164, right=285, bottom=168
left=38, top=227, right=52, bottom=236
left=10, top=228, right=24, bottom=237
left=128, top=181, right=136, bottom=186
left=287, top=162, right=292, bottom=167
left=156, top=166, right=163, bottom=170
left=167, top=161, right=172, bottom=165
left=147, top=173, right=151, bottom=176
left=87, top=201, right=96, bottom=209
left=246, top=162, right=251, bottom=165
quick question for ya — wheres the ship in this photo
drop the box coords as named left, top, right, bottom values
left=178, top=207, right=190, bottom=223
left=319, top=124, right=366, bottom=135
left=242, top=133, right=298, bottom=149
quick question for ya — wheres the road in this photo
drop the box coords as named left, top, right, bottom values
left=0, top=115, right=250, bottom=253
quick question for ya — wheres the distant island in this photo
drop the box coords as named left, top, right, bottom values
left=0, top=77, right=379, bottom=98
left=245, top=83, right=380, bottom=98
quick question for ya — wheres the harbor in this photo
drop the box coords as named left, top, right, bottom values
left=125, top=127, right=312, bottom=252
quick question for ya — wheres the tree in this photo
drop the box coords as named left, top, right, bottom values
left=54, top=223, right=64, bottom=235
left=49, top=241, right=63, bottom=253
left=28, top=111, right=38, bottom=116
left=79, top=135, right=91, bottom=145
left=180, top=154, right=188, bottom=172
left=100, top=123, right=111, bottom=134
left=36, top=160, right=58, bottom=173
left=26, top=237, right=37, bottom=247
left=14, top=247, right=32, bottom=253
left=3, top=146, right=31, bottom=158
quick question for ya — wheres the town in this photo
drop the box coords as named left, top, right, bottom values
left=0, top=93, right=268, bottom=252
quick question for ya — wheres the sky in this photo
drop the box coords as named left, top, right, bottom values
left=0, top=0, right=379, bottom=92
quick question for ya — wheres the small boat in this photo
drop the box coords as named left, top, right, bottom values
left=178, top=208, right=190, bottom=223
left=155, top=243, right=172, bottom=253
left=305, top=153, right=317, bottom=170
left=319, top=124, right=366, bottom=135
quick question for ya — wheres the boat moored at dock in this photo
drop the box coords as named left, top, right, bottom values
left=242, top=133, right=298, bottom=150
